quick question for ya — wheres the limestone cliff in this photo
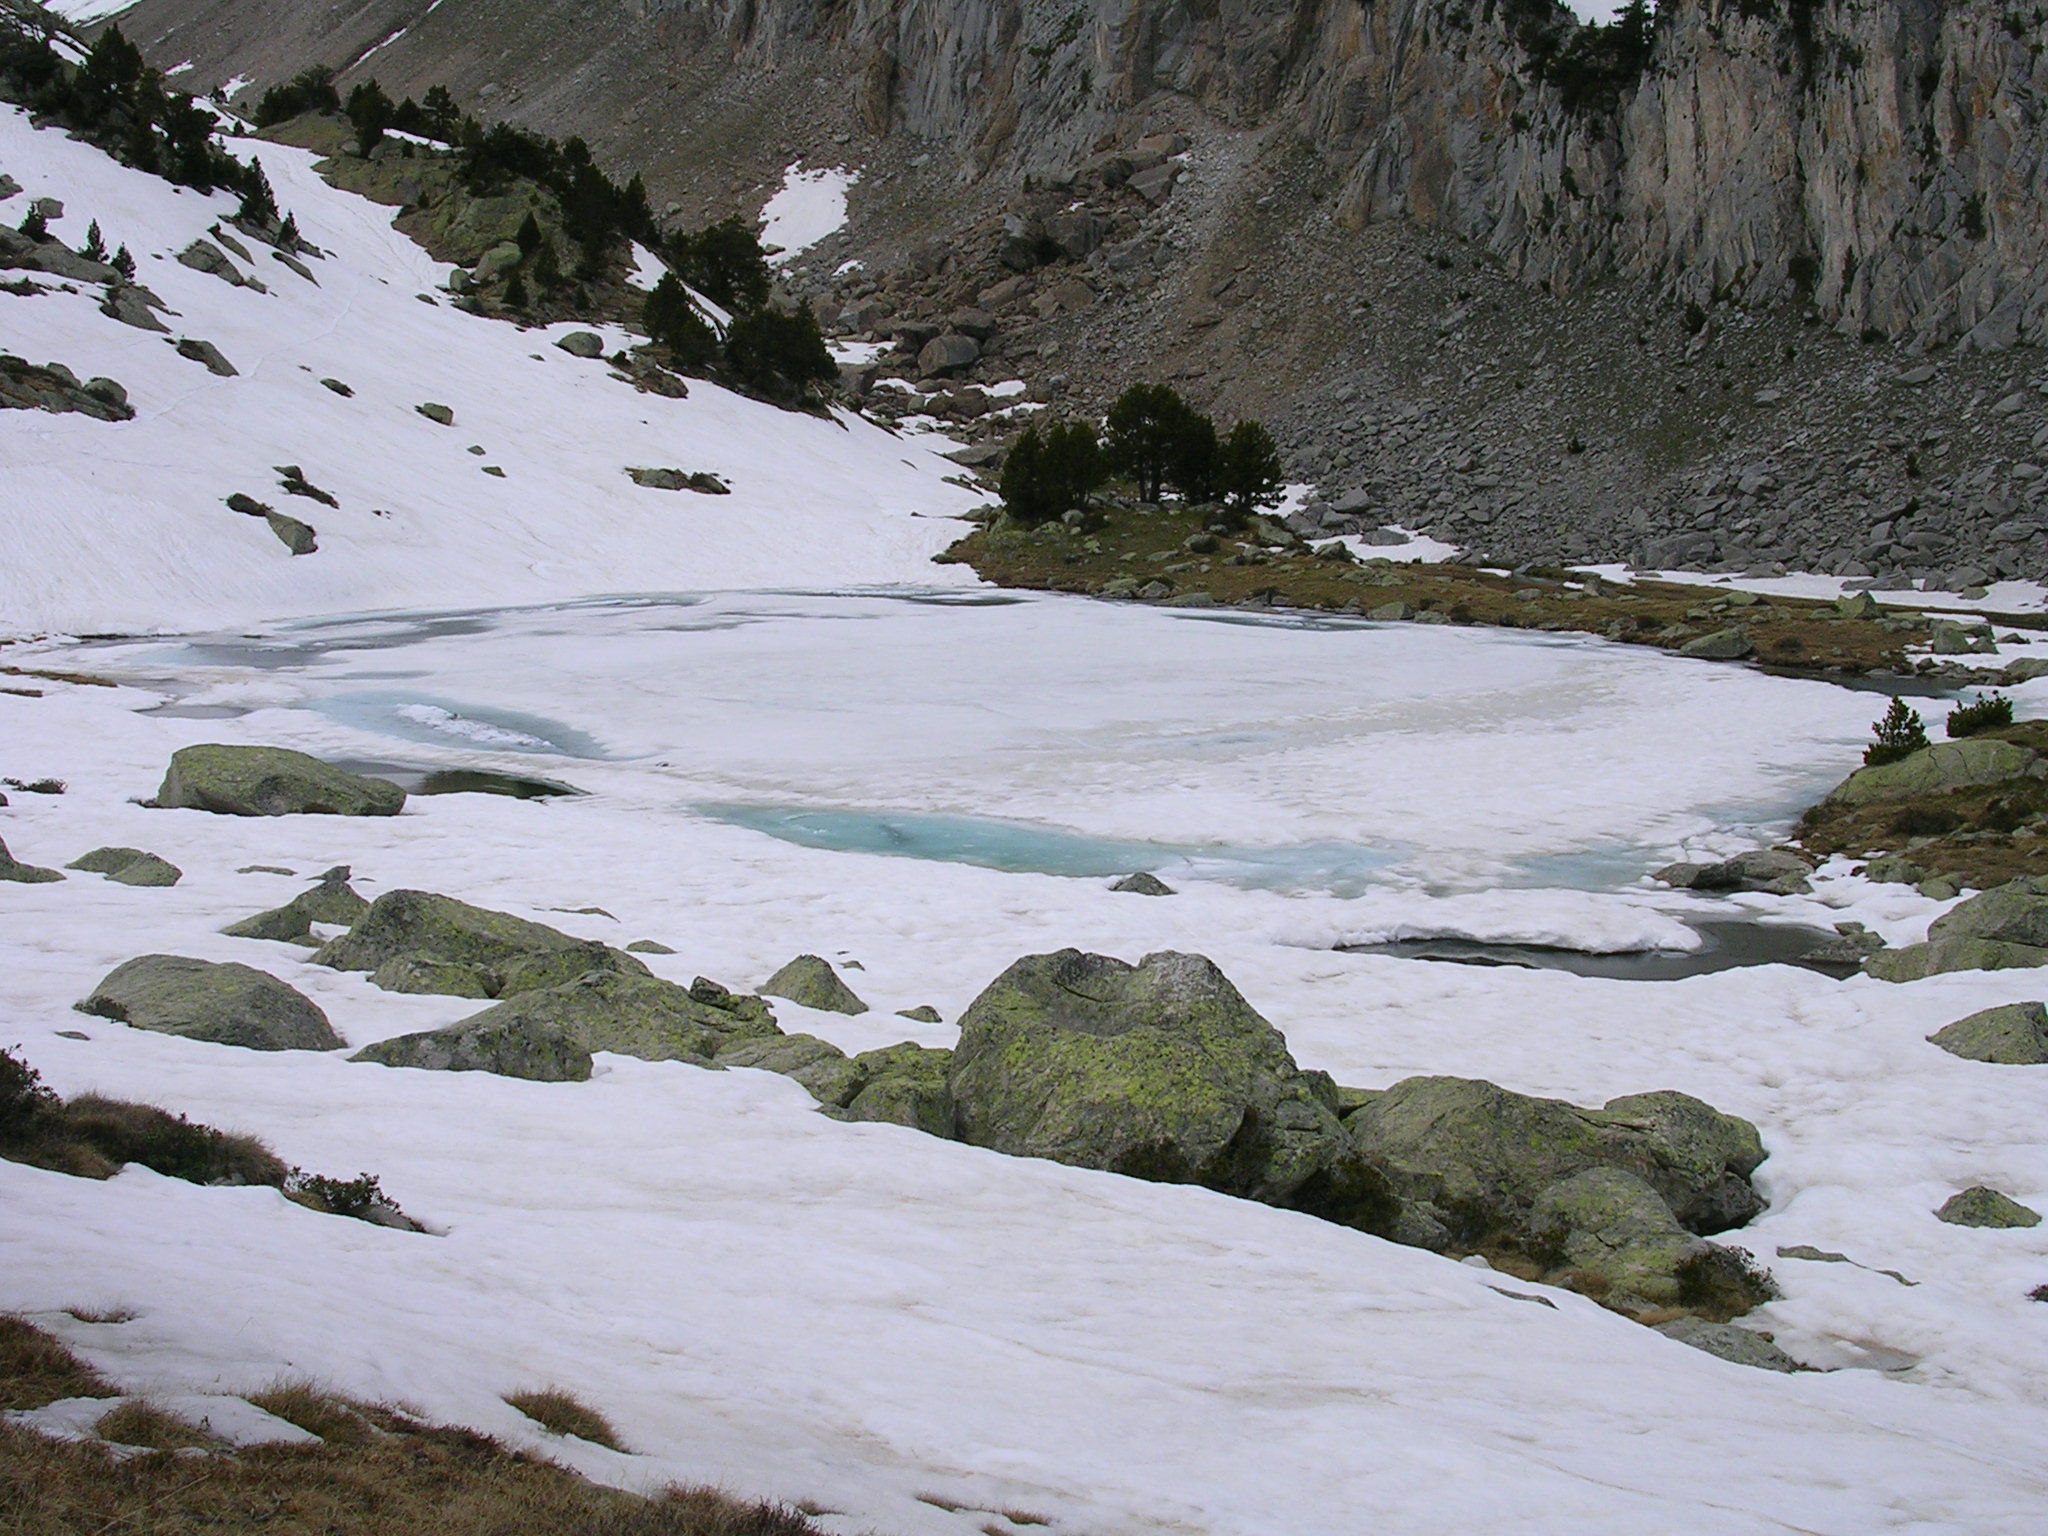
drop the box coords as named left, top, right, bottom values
left=113, top=0, right=2047, bottom=352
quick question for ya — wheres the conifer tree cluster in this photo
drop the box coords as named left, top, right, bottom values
left=998, top=385, right=1284, bottom=527
left=0, top=23, right=289, bottom=227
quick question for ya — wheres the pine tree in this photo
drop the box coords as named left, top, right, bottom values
left=277, top=213, right=300, bottom=249
left=1105, top=383, right=1206, bottom=503
left=515, top=211, right=543, bottom=257
left=532, top=237, right=562, bottom=292
left=81, top=220, right=106, bottom=262
left=238, top=162, right=277, bottom=227
left=1864, top=698, right=1930, bottom=767
left=1000, top=426, right=1050, bottom=524
left=721, top=303, right=837, bottom=404
left=112, top=244, right=137, bottom=281
left=1041, top=420, right=1105, bottom=516
left=643, top=272, right=718, bottom=366
left=1166, top=409, right=1218, bottom=502
left=19, top=207, right=47, bottom=241
left=1215, top=420, right=1285, bottom=523
left=503, top=268, right=529, bottom=310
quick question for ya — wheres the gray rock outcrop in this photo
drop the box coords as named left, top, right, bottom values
left=1935, top=1186, right=2042, bottom=1228
left=1867, top=877, right=2048, bottom=980
left=154, top=745, right=404, bottom=817
left=353, top=1017, right=592, bottom=1081
left=78, top=955, right=342, bottom=1051
left=0, top=835, right=63, bottom=883
left=312, top=889, right=641, bottom=998
left=759, top=954, right=868, bottom=1014
left=1927, top=1002, right=2048, bottom=1064
left=66, top=847, right=182, bottom=887
left=224, top=867, right=370, bottom=942
left=947, top=949, right=1381, bottom=1218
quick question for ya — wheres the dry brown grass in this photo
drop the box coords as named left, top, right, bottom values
left=0, top=1317, right=115, bottom=1412
left=0, top=1319, right=823, bottom=1536
left=246, top=1379, right=376, bottom=1446
left=505, top=1387, right=627, bottom=1451
left=94, top=1401, right=221, bottom=1452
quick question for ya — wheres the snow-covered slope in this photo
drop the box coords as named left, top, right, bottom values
left=0, top=105, right=979, bottom=638
left=7, top=80, right=2048, bottom=1536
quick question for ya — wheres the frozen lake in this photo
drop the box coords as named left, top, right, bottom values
left=74, top=589, right=1888, bottom=895
left=7, top=588, right=2048, bottom=1536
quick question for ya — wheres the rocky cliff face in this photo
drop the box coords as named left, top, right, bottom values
left=640, top=0, right=2044, bottom=351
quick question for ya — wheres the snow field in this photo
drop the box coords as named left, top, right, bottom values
left=759, top=164, right=858, bottom=268
left=0, top=107, right=978, bottom=638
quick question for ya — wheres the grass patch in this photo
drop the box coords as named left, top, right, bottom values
left=0, top=1317, right=115, bottom=1411
left=94, top=1400, right=221, bottom=1452
left=246, top=1379, right=376, bottom=1446
left=504, top=1389, right=626, bottom=1451
left=0, top=1316, right=822, bottom=1535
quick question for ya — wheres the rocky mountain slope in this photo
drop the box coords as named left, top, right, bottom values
left=96, top=0, right=2048, bottom=581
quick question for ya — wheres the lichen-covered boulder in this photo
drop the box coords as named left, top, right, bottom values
left=1935, top=1186, right=2042, bottom=1228
left=1824, top=738, right=2044, bottom=804
left=1929, top=877, right=2048, bottom=947
left=66, top=847, right=182, bottom=886
left=78, top=955, right=341, bottom=1051
left=1866, top=936, right=2048, bottom=981
left=1866, top=878, right=2048, bottom=980
left=1110, top=872, right=1175, bottom=896
left=716, top=1032, right=847, bottom=1077
left=1344, top=1076, right=1766, bottom=1252
left=223, top=867, right=369, bottom=942
left=312, top=890, right=639, bottom=998
left=838, top=1043, right=955, bottom=1135
left=352, top=1017, right=591, bottom=1082
left=759, top=954, right=868, bottom=1014
left=1527, top=1168, right=1709, bottom=1308
left=947, top=949, right=1377, bottom=1216
left=451, top=969, right=779, bottom=1064
left=0, top=835, right=63, bottom=883
left=155, top=745, right=404, bottom=817
left=1654, top=1318, right=1802, bottom=1373
left=1928, top=1002, right=2048, bottom=1064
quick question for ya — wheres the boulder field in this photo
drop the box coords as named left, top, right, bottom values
left=197, top=878, right=1774, bottom=1323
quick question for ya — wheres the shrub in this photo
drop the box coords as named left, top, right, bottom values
left=1863, top=697, right=1929, bottom=766
left=1674, top=1245, right=1777, bottom=1322
left=505, top=1388, right=626, bottom=1451
left=0, top=1048, right=56, bottom=1138
left=1214, top=419, right=1285, bottom=522
left=1946, top=692, right=2014, bottom=738
left=721, top=304, right=836, bottom=404
left=285, top=1170, right=388, bottom=1220
left=58, top=1096, right=287, bottom=1187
